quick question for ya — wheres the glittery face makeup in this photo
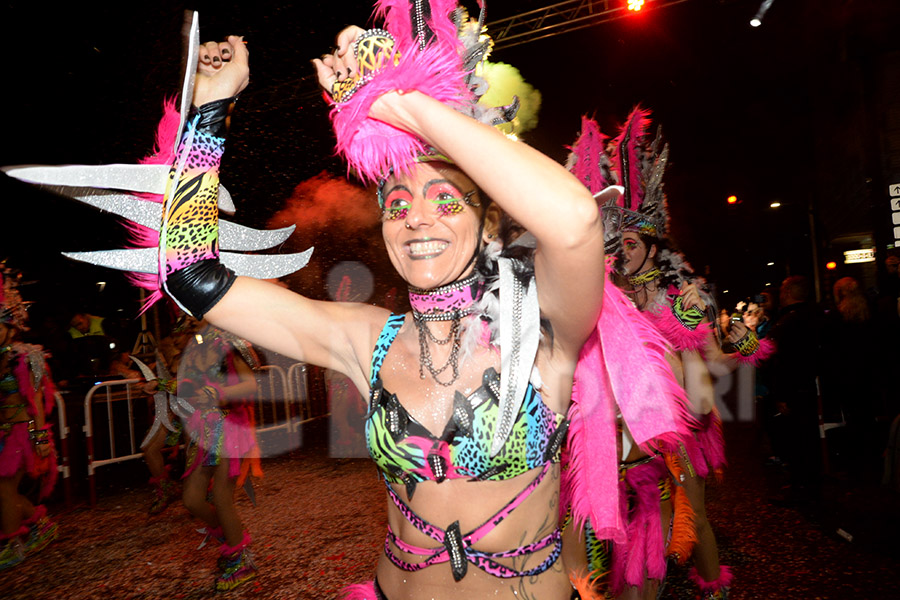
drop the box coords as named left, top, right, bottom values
left=622, top=232, right=650, bottom=275
left=381, top=163, right=484, bottom=290
left=381, top=180, right=475, bottom=222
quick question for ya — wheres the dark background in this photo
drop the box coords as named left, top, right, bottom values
left=2, top=0, right=898, bottom=339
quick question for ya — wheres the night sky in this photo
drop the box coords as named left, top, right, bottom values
left=2, top=0, right=895, bottom=333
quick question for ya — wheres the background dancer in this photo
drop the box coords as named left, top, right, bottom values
left=567, top=110, right=769, bottom=600
left=176, top=319, right=260, bottom=592
left=0, top=267, right=59, bottom=570
left=139, top=315, right=197, bottom=516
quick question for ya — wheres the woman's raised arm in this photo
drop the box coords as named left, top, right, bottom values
left=372, top=90, right=605, bottom=354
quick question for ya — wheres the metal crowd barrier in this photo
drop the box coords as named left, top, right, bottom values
left=82, top=378, right=144, bottom=506
left=81, top=363, right=317, bottom=505
left=287, top=362, right=315, bottom=424
left=53, top=391, right=72, bottom=507
left=255, top=364, right=292, bottom=436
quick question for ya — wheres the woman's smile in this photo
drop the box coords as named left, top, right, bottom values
left=405, top=238, right=450, bottom=260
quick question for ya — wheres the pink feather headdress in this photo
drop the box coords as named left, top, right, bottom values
left=328, top=0, right=515, bottom=185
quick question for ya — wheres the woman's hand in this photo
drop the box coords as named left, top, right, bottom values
left=726, top=320, right=748, bottom=344
left=680, top=282, right=707, bottom=311
left=312, top=26, right=366, bottom=99
left=193, top=35, right=250, bottom=107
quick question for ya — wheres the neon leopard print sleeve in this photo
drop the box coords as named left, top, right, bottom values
left=160, top=98, right=237, bottom=318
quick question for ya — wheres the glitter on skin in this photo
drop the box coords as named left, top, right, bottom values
left=381, top=180, right=474, bottom=221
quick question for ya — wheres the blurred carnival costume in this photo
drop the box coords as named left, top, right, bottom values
left=135, top=315, right=197, bottom=516
left=566, top=109, right=768, bottom=598
left=0, top=266, right=59, bottom=570
left=177, top=321, right=261, bottom=592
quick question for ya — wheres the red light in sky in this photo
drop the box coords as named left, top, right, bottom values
left=727, top=195, right=738, bottom=204
left=826, top=261, right=837, bottom=270
left=628, top=0, right=644, bottom=11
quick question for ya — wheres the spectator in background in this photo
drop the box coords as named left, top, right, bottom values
left=768, top=275, right=824, bottom=504
left=822, top=277, right=880, bottom=480
left=882, top=255, right=899, bottom=317
left=750, top=290, right=782, bottom=466
left=67, top=311, right=106, bottom=339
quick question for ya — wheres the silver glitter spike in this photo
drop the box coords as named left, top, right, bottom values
left=26, top=349, right=46, bottom=394
left=62, top=247, right=314, bottom=280
left=64, top=189, right=291, bottom=250
left=3, top=164, right=171, bottom=194
left=131, top=356, right=178, bottom=448
left=130, top=356, right=157, bottom=381
left=220, top=249, right=314, bottom=279
left=219, top=222, right=296, bottom=251
left=218, top=184, right=235, bottom=214
left=62, top=248, right=157, bottom=274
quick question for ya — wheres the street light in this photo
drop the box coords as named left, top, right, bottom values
left=750, top=0, right=775, bottom=27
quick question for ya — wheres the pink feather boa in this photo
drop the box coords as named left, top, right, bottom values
left=330, top=0, right=473, bottom=183
left=733, top=336, right=775, bottom=366
left=610, top=459, right=669, bottom=594
left=561, top=276, right=697, bottom=544
left=689, top=564, right=734, bottom=592
left=644, top=300, right=712, bottom=353
left=682, top=408, right=727, bottom=480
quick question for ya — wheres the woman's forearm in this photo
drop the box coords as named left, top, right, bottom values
left=374, top=91, right=602, bottom=250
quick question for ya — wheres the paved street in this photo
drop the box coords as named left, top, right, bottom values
left=3, top=419, right=897, bottom=599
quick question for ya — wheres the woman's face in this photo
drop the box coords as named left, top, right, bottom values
left=621, top=232, right=654, bottom=275
left=381, top=162, right=484, bottom=290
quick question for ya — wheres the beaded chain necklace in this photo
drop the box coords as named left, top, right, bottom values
left=408, top=273, right=483, bottom=387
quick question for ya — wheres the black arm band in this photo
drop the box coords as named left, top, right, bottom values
left=166, top=259, right=237, bottom=319
left=191, top=96, right=239, bottom=138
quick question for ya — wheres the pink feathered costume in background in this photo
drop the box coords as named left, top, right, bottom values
left=0, top=344, right=58, bottom=500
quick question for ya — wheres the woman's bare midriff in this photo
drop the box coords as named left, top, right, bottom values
left=376, top=465, right=573, bottom=600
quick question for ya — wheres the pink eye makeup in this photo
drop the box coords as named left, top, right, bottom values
left=623, top=239, right=639, bottom=251
left=426, top=182, right=468, bottom=217
left=382, top=188, right=412, bottom=221
left=381, top=178, right=478, bottom=222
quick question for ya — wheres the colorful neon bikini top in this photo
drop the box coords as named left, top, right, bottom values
left=366, top=314, right=568, bottom=491
left=367, top=313, right=568, bottom=581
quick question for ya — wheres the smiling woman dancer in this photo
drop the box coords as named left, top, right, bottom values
left=3, top=0, right=690, bottom=596
left=174, top=3, right=603, bottom=597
